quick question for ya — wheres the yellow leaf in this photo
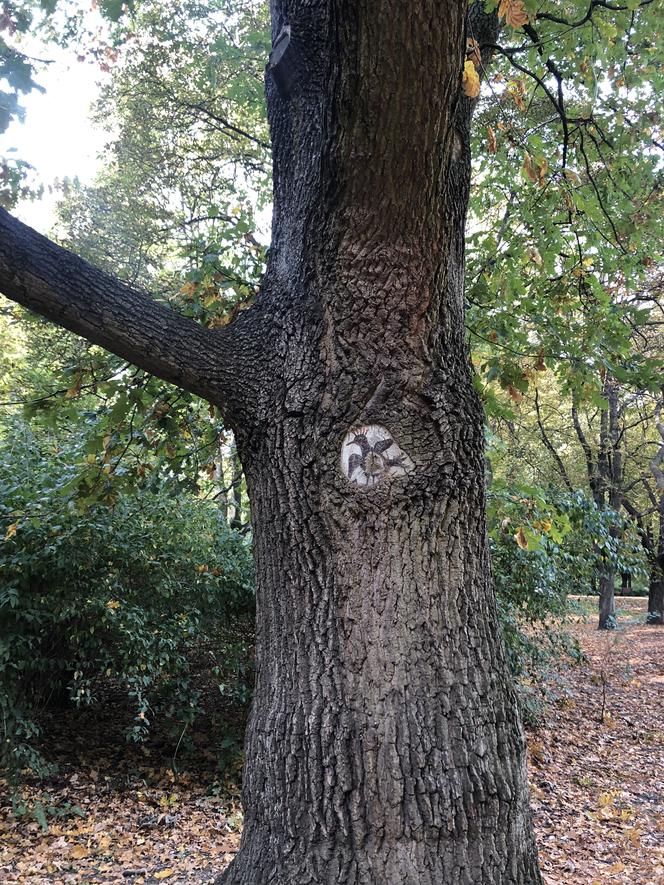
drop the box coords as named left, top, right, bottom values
left=609, top=861, right=625, bottom=874
left=70, top=844, right=89, bottom=859
left=522, top=152, right=539, bottom=184
left=155, top=870, right=174, bottom=880
left=4, top=522, right=18, bottom=540
left=462, top=60, right=480, bottom=99
left=487, top=125, right=497, bottom=154
left=536, top=155, right=548, bottom=186
left=514, top=526, right=528, bottom=549
left=498, top=0, right=529, bottom=28
left=106, top=599, right=120, bottom=611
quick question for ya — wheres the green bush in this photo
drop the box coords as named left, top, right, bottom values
left=488, top=483, right=645, bottom=721
left=0, top=424, right=254, bottom=780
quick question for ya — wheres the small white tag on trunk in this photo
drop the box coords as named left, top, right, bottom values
left=340, top=424, right=413, bottom=487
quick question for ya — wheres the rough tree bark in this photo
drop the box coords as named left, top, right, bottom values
left=0, top=1, right=542, bottom=882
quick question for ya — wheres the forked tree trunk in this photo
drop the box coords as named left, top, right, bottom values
left=0, top=1, right=542, bottom=882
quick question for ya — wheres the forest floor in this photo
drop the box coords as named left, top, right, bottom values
left=1, top=597, right=662, bottom=884
left=531, top=596, right=664, bottom=885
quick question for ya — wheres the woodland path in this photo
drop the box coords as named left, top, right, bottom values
left=1, top=598, right=662, bottom=884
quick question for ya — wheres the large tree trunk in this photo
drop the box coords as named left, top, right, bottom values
left=0, top=1, right=542, bottom=881
left=228, top=430, right=541, bottom=883
left=219, top=2, right=541, bottom=882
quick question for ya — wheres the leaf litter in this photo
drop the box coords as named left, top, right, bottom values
left=1, top=598, right=662, bottom=883
left=530, top=599, right=664, bottom=885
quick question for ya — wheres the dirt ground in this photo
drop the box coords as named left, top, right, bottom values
left=1, top=597, right=662, bottom=884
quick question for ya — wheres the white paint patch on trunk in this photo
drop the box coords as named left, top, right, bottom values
left=341, top=424, right=414, bottom=487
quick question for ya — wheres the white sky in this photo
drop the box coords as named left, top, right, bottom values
left=1, top=45, right=105, bottom=233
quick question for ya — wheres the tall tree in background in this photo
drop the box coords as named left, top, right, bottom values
left=646, top=391, right=664, bottom=622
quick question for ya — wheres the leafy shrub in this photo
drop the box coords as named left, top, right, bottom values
left=0, top=423, right=254, bottom=781
left=488, top=482, right=646, bottom=721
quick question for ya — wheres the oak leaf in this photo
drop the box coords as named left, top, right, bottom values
left=487, top=125, right=497, bottom=154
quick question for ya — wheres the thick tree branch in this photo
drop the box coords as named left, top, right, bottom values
left=0, top=208, right=258, bottom=414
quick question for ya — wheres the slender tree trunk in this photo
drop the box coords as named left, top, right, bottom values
left=647, top=572, right=663, bottom=625
left=214, top=453, right=229, bottom=521
left=647, top=496, right=664, bottom=625
left=598, top=567, right=617, bottom=631
left=596, top=381, right=620, bottom=631
left=230, top=444, right=244, bottom=532
left=619, top=572, right=631, bottom=595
